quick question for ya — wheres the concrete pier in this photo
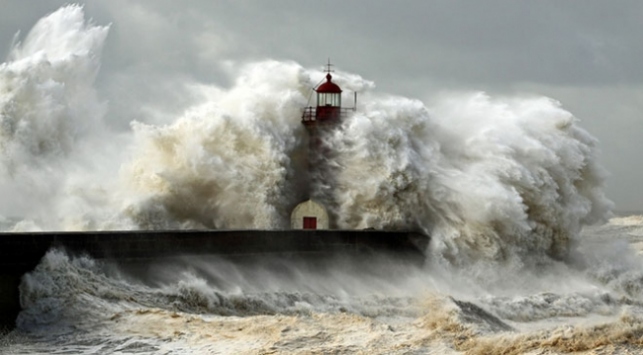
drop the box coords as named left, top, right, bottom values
left=0, top=229, right=428, bottom=329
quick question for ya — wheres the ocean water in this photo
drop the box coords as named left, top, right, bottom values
left=2, top=218, right=643, bottom=354
left=1, top=5, right=638, bottom=354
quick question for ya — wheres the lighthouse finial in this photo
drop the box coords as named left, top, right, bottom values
left=324, top=58, right=334, bottom=74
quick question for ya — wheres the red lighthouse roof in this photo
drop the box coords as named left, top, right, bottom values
left=316, top=73, right=342, bottom=93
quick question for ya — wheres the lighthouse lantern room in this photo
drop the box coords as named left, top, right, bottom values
left=301, top=59, right=354, bottom=126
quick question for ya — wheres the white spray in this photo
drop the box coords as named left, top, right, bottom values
left=0, top=5, right=115, bottom=230
left=330, top=92, right=611, bottom=264
left=0, top=6, right=611, bottom=265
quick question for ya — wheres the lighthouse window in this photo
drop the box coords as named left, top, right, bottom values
left=317, top=93, right=341, bottom=107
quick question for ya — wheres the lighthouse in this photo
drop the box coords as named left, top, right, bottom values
left=291, top=60, right=355, bottom=230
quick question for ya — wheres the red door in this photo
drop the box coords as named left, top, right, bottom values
left=303, top=217, right=317, bottom=230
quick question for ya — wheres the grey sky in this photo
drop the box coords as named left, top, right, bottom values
left=1, top=1, right=642, bottom=212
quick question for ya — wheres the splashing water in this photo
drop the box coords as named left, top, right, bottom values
left=331, top=91, right=611, bottom=265
left=0, top=4, right=116, bottom=231
left=4, top=5, right=640, bottom=355
left=0, top=5, right=611, bottom=260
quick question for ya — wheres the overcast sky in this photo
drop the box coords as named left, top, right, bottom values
left=2, top=1, right=642, bottom=212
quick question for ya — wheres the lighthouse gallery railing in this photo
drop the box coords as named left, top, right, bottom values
left=301, top=107, right=356, bottom=123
